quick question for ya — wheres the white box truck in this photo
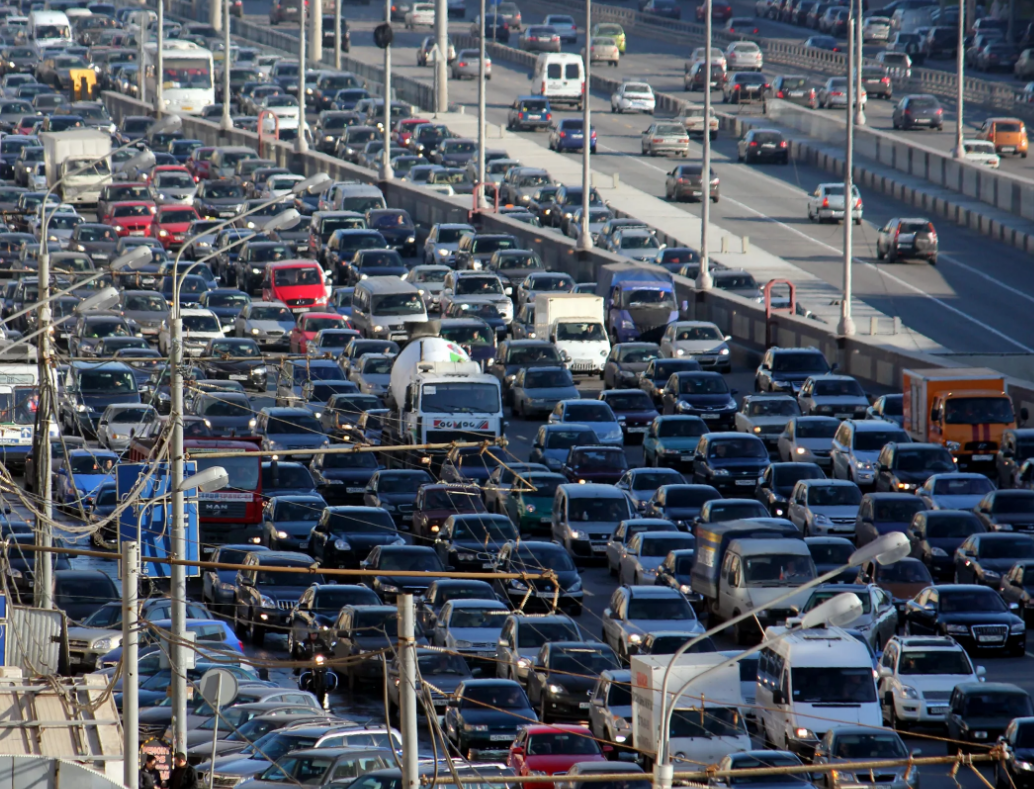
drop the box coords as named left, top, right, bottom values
left=533, top=293, right=609, bottom=376
left=40, top=128, right=112, bottom=206
left=631, top=653, right=750, bottom=769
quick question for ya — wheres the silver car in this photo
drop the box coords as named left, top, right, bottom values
left=813, top=726, right=914, bottom=789
left=348, top=353, right=393, bottom=397
left=97, top=403, right=158, bottom=452
left=232, top=300, right=296, bottom=348
left=423, top=222, right=474, bottom=265
left=798, top=374, right=870, bottom=419
left=734, top=394, right=801, bottom=450
left=777, top=416, right=841, bottom=468
left=606, top=228, right=664, bottom=262
left=563, top=206, right=613, bottom=243
left=787, top=478, right=863, bottom=537
left=641, top=122, right=690, bottom=157
left=149, top=169, right=198, bottom=206
left=405, top=264, right=451, bottom=310
left=451, top=49, right=491, bottom=80
left=520, top=25, right=561, bottom=52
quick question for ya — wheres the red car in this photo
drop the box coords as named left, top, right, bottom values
left=289, top=312, right=350, bottom=354
left=150, top=205, right=200, bottom=249
left=395, top=117, right=430, bottom=147
left=105, top=200, right=157, bottom=237
left=145, top=163, right=192, bottom=187
left=697, top=0, right=732, bottom=20
left=186, top=146, right=216, bottom=181
left=508, top=725, right=609, bottom=789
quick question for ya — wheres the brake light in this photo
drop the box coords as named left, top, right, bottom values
left=541, top=80, right=547, bottom=93
left=881, top=77, right=890, bottom=84
left=581, top=81, right=586, bottom=94
left=545, top=112, right=551, bottom=120
left=560, top=131, right=566, bottom=137
left=777, top=90, right=785, bottom=98
left=855, top=198, right=862, bottom=208
left=822, top=197, right=829, bottom=208
left=935, top=108, right=943, bottom=114
left=458, top=61, right=466, bottom=67
left=779, top=140, right=787, bottom=147
left=653, top=138, right=663, bottom=143
left=749, top=141, right=758, bottom=146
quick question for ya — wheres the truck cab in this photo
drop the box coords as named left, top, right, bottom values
left=534, top=293, right=610, bottom=376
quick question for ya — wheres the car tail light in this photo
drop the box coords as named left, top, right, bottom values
left=779, top=140, right=787, bottom=147
left=653, top=138, right=663, bottom=142
left=749, top=141, right=758, bottom=146
left=545, top=112, right=551, bottom=120
left=581, top=81, right=586, bottom=94
left=935, top=108, right=943, bottom=114
left=458, top=61, right=466, bottom=66
left=822, top=197, right=829, bottom=208
left=777, top=90, right=785, bottom=98
left=542, top=80, right=547, bottom=93
left=855, top=198, right=862, bottom=208
left=881, top=77, right=890, bottom=84
left=560, top=131, right=566, bottom=137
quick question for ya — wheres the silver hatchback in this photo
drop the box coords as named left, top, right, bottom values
left=451, top=49, right=492, bottom=80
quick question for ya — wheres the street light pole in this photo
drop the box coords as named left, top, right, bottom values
left=156, top=0, right=164, bottom=114
left=695, top=0, right=713, bottom=291
left=221, top=0, right=232, bottom=131
left=576, top=0, right=592, bottom=252
left=435, top=0, right=448, bottom=112
left=311, top=0, right=323, bottom=63
left=839, top=17, right=857, bottom=338
left=334, top=0, right=343, bottom=70
left=854, top=0, right=864, bottom=125
left=381, top=0, right=394, bottom=180
left=476, top=0, right=486, bottom=207
left=296, top=1, right=308, bottom=153
left=953, top=0, right=965, bottom=157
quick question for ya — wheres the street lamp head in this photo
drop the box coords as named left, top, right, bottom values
left=261, top=208, right=301, bottom=232
left=800, top=591, right=863, bottom=630
left=76, top=286, right=119, bottom=313
left=292, top=173, right=332, bottom=195
left=847, top=531, right=911, bottom=568
left=110, top=245, right=153, bottom=271
left=178, top=466, right=229, bottom=494
left=149, top=115, right=182, bottom=135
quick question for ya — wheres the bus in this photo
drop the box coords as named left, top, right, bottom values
left=186, top=436, right=265, bottom=554
left=143, top=40, right=214, bottom=116
left=0, top=364, right=57, bottom=472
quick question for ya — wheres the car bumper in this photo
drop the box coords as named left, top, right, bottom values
left=951, top=631, right=1025, bottom=653
left=892, top=696, right=951, bottom=723
left=541, top=692, right=594, bottom=719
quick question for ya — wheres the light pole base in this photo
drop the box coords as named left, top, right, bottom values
left=294, top=137, right=309, bottom=154
left=220, top=116, right=233, bottom=132
left=655, top=763, right=674, bottom=789
left=838, top=314, right=857, bottom=336
left=576, top=228, right=593, bottom=251
left=695, top=269, right=714, bottom=290
left=380, top=164, right=395, bottom=181
left=854, top=109, right=866, bottom=125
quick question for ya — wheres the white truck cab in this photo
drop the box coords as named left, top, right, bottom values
left=534, top=293, right=609, bottom=376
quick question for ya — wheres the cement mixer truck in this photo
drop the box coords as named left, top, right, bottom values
left=383, top=323, right=504, bottom=466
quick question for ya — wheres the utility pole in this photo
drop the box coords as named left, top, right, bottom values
left=398, top=595, right=419, bottom=789
left=221, top=0, right=232, bottom=131
left=122, top=541, right=139, bottom=789
left=334, top=0, right=342, bottom=69
left=311, top=0, right=323, bottom=63
left=839, top=18, right=856, bottom=338
left=435, top=0, right=448, bottom=112
left=32, top=217, right=52, bottom=610
left=156, top=0, right=164, bottom=113
left=169, top=319, right=187, bottom=755
left=953, top=0, right=965, bottom=157
left=476, top=0, right=486, bottom=207
left=296, top=0, right=308, bottom=153
left=381, top=0, right=393, bottom=180
left=695, top=0, right=713, bottom=291
left=576, top=0, right=592, bottom=251
left=853, top=0, right=864, bottom=125
left=137, top=11, right=146, bottom=103
left=211, top=0, right=221, bottom=30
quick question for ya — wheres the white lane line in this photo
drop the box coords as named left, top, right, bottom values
left=598, top=142, right=1034, bottom=352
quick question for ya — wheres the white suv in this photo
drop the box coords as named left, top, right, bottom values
left=158, top=308, right=225, bottom=356
left=878, top=635, right=985, bottom=729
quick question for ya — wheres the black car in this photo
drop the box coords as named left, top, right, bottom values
left=975, top=490, right=1034, bottom=534
left=417, top=579, right=500, bottom=633
left=526, top=641, right=621, bottom=722
left=904, top=584, right=1026, bottom=656
left=804, top=536, right=858, bottom=583
left=387, top=648, right=472, bottom=717
left=661, top=371, right=738, bottom=425
left=262, top=461, right=319, bottom=498
left=644, top=483, right=722, bottom=530
left=948, top=682, right=1033, bottom=753
left=199, top=338, right=267, bottom=392
left=995, top=716, right=1034, bottom=788
left=755, top=347, right=832, bottom=395
left=233, top=550, right=324, bottom=645
left=434, top=514, right=519, bottom=573
left=191, top=391, right=254, bottom=437
left=487, top=340, right=566, bottom=405
left=599, top=389, right=659, bottom=444
left=874, top=442, right=957, bottom=493
left=260, top=494, right=327, bottom=551
left=309, top=505, right=404, bottom=568
left=996, top=429, right=1034, bottom=489
left=331, top=604, right=429, bottom=687
left=444, top=679, right=536, bottom=754
left=53, top=569, right=117, bottom=622
left=364, top=208, right=417, bottom=257
left=955, top=533, right=1034, bottom=587
left=892, top=94, right=944, bottom=130
left=724, top=73, right=769, bottom=104
left=362, top=544, right=445, bottom=603
left=286, top=582, right=381, bottom=657
left=691, top=433, right=770, bottom=495
left=364, top=469, right=435, bottom=527
left=737, top=129, right=789, bottom=163
left=908, top=510, right=985, bottom=581
left=757, top=462, right=826, bottom=518
left=310, top=450, right=380, bottom=505
left=492, top=540, right=584, bottom=615
left=772, top=74, right=816, bottom=106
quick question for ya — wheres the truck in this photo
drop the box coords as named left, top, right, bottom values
left=39, top=128, right=112, bottom=206
left=533, top=293, right=610, bottom=376
left=384, top=323, right=504, bottom=465
left=902, top=367, right=1024, bottom=472
left=631, top=653, right=750, bottom=769
left=691, top=519, right=802, bottom=627
left=595, top=263, right=678, bottom=344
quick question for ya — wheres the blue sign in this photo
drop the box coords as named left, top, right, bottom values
left=117, top=463, right=201, bottom=578
left=0, top=593, right=7, bottom=666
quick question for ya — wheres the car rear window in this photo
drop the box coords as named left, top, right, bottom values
left=996, top=122, right=1022, bottom=133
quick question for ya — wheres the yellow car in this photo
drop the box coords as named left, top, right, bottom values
left=592, top=22, right=626, bottom=53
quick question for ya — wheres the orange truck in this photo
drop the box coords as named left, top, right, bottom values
left=902, top=367, right=1027, bottom=472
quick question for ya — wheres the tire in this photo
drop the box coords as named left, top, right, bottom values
left=250, top=616, right=265, bottom=647
left=929, top=256, right=938, bottom=265
left=876, top=244, right=885, bottom=260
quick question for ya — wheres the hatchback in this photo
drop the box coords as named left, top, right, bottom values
left=549, top=118, right=596, bottom=153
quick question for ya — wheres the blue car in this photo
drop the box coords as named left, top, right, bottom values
left=329, top=287, right=355, bottom=318
left=549, top=118, right=597, bottom=153
left=169, top=138, right=203, bottom=163
left=56, top=449, right=118, bottom=513
left=528, top=422, right=600, bottom=472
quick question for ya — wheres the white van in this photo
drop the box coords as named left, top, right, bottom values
left=756, top=625, right=882, bottom=759
left=27, top=10, right=72, bottom=49
left=531, top=52, right=584, bottom=110
left=352, top=277, right=427, bottom=341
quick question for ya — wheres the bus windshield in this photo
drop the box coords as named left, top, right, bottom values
left=163, top=58, right=213, bottom=89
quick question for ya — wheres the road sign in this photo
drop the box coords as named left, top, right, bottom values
left=199, top=668, right=239, bottom=709
left=117, top=462, right=200, bottom=577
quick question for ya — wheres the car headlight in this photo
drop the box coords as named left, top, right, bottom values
left=252, top=267, right=262, bottom=274
left=1012, top=622, right=1026, bottom=634
left=930, top=546, right=948, bottom=557
left=92, top=636, right=121, bottom=651
left=627, top=633, right=642, bottom=644
left=814, top=514, right=832, bottom=525
left=380, top=584, right=400, bottom=593
left=276, top=530, right=288, bottom=539
left=517, top=657, right=532, bottom=668
left=510, top=578, right=528, bottom=591
left=75, top=403, right=88, bottom=413
left=713, top=468, right=730, bottom=476
left=568, top=528, right=587, bottom=540
left=855, top=459, right=872, bottom=470
left=260, top=594, right=277, bottom=608
left=457, top=552, right=476, bottom=561
left=897, top=685, right=919, bottom=699
left=547, top=683, right=566, bottom=694
left=794, top=727, right=816, bottom=740
left=524, top=503, right=536, bottom=513
left=945, top=624, right=969, bottom=634
left=251, top=328, right=260, bottom=335
left=218, top=581, right=236, bottom=592
left=983, top=569, right=1001, bottom=580
left=719, top=346, right=730, bottom=355
left=248, top=419, right=257, bottom=429
left=463, top=723, right=488, bottom=731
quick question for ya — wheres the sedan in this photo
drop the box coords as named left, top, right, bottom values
left=451, top=49, right=491, bottom=80
left=641, top=122, right=689, bottom=157
left=665, top=164, right=719, bottom=203
left=904, top=584, right=1026, bottom=656
left=511, top=366, right=579, bottom=418
left=520, top=25, right=561, bottom=52
left=955, top=533, right=1034, bottom=587
left=737, top=129, right=789, bottom=163
left=892, top=94, right=944, bottom=130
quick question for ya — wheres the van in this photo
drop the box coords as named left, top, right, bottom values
left=551, top=482, right=633, bottom=560
left=333, top=183, right=387, bottom=214
left=351, top=277, right=427, bottom=341
left=28, top=9, right=72, bottom=48
left=262, top=260, right=329, bottom=313
left=756, top=625, right=882, bottom=759
left=531, top=52, right=585, bottom=110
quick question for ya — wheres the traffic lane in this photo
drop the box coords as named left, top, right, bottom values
left=373, top=35, right=1034, bottom=353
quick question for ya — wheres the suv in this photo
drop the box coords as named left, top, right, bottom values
left=787, top=478, right=863, bottom=536
left=495, top=613, right=584, bottom=684
left=232, top=550, right=323, bottom=645
left=875, top=217, right=938, bottom=264
left=830, top=420, right=912, bottom=487
left=755, top=347, right=832, bottom=394
left=60, top=361, right=140, bottom=437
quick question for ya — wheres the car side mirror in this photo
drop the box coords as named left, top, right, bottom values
left=878, top=665, right=892, bottom=679
left=976, top=665, right=986, bottom=677
left=1022, top=407, right=1030, bottom=425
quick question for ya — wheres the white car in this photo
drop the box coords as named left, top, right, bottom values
left=690, top=46, right=727, bottom=70
left=961, top=139, right=1001, bottom=168
left=786, top=478, right=863, bottom=536
left=258, top=94, right=300, bottom=121
left=159, top=308, right=225, bottom=356
left=611, top=81, right=656, bottom=114
left=818, top=77, right=867, bottom=109
left=543, top=13, right=577, bottom=42
left=862, top=16, right=892, bottom=42
left=97, top=403, right=158, bottom=451
left=725, top=40, right=763, bottom=71
left=658, top=320, right=731, bottom=370
left=259, top=174, right=306, bottom=199
left=878, top=635, right=985, bottom=728
left=807, top=182, right=863, bottom=224
left=405, top=2, right=435, bottom=27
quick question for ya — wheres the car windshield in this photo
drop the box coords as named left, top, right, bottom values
left=525, top=369, right=574, bottom=388
left=513, top=544, right=576, bottom=572
left=556, top=322, right=606, bottom=341
left=183, top=314, right=220, bottom=332
left=669, top=707, right=745, bottom=738
left=371, top=292, right=424, bottom=316
left=325, top=510, right=396, bottom=535
left=708, top=438, right=768, bottom=460
left=894, top=448, right=956, bottom=473
left=78, top=369, right=136, bottom=392
left=449, top=606, right=509, bottom=628
left=944, top=397, right=1015, bottom=425
left=657, top=420, right=706, bottom=439
left=807, top=485, right=863, bottom=506
left=771, top=352, right=830, bottom=374
left=440, top=325, right=494, bottom=347
left=940, top=589, right=1009, bottom=612
left=680, top=376, right=728, bottom=394
left=813, top=379, right=865, bottom=397
left=808, top=541, right=854, bottom=565
left=274, top=266, right=321, bottom=286
left=626, top=596, right=695, bottom=620
left=564, top=403, right=613, bottom=423
left=791, top=667, right=877, bottom=703
left=461, top=684, right=528, bottom=709
left=897, top=649, right=972, bottom=675
left=749, top=399, right=800, bottom=417
left=250, top=306, right=293, bottom=321
left=641, top=535, right=692, bottom=556
left=526, top=730, right=603, bottom=755
left=832, top=734, right=908, bottom=759
left=273, top=500, right=321, bottom=522
left=855, top=430, right=909, bottom=451
left=452, top=517, right=517, bottom=542
left=992, top=494, right=1034, bottom=514
left=516, top=620, right=580, bottom=648
left=266, top=413, right=322, bottom=434
left=201, top=398, right=251, bottom=417
left=377, top=550, right=442, bottom=572
left=573, top=449, right=627, bottom=470
left=606, top=392, right=654, bottom=411
left=978, top=537, right=1034, bottom=559
left=963, top=692, right=1033, bottom=718
left=455, top=276, right=503, bottom=295
left=255, top=565, right=317, bottom=586
left=743, top=554, right=816, bottom=585
left=933, top=477, right=994, bottom=496
left=545, top=429, right=596, bottom=449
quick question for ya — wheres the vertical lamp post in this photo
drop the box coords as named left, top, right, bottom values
left=854, top=0, right=864, bottom=125
left=839, top=17, right=856, bottom=338
left=335, top=0, right=343, bottom=70
left=576, top=0, right=592, bottom=251
left=296, top=0, right=308, bottom=153
left=156, top=0, right=164, bottom=114
left=375, top=11, right=394, bottom=180
left=221, top=0, right=232, bottom=131
left=476, top=0, right=486, bottom=207
left=435, top=0, right=448, bottom=112
left=311, top=0, right=323, bottom=63
left=695, top=0, right=713, bottom=290
left=953, top=0, right=965, bottom=157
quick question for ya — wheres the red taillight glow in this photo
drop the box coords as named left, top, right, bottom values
left=749, top=141, right=758, bottom=146
left=822, top=197, right=829, bottom=208
left=777, top=90, right=785, bottom=98
left=779, top=140, right=788, bottom=147
left=458, top=61, right=466, bottom=67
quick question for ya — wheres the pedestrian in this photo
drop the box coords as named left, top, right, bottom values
left=168, top=752, right=199, bottom=789
left=139, top=754, right=162, bottom=789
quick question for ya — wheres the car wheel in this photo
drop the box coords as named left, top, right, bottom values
left=540, top=697, right=551, bottom=723
left=249, top=612, right=265, bottom=646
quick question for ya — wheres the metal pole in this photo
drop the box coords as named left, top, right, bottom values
left=221, top=0, right=232, bottom=131
left=206, top=674, right=222, bottom=789
left=398, top=595, right=419, bottom=789
left=853, top=0, right=864, bottom=125
left=296, top=1, right=309, bottom=153
left=576, top=0, right=592, bottom=251
left=156, top=0, right=164, bottom=113
left=953, top=0, right=965, bottom=157
left=476, top=0, right=486, bottom=207
left=311, top=0, right=323, bottom=63
left=210, top=0, right=221, bottom=31
left=122, top=540, right=139, bottom=789
left=334, top=0, right=342, bottom=70
left=380, top=0, right=394, bottom=180
left=695, top=0, right=713, bottom=290
left=435, top=0, right=448, bottom=112
left=137, top=12, right=146, bottom=103
left=170, top=313, right=187, bottom=752
left=33, top=210, right=52, bottom=610
left=839, top=17, right=856, bottom=337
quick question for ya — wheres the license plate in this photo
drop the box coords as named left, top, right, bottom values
left=735, top=479, right=755, bottom=486
left=219, top=211, right=236, bottom=217
left=129, top=230, right=144, bottom=236
left=627, top=426, right=648, bottom=433
left=482, top=561, right=494, bottom=568
left=681, top=454, right=693, bottom=461
left=1002, top=146, right=1016, bottom=152
left=789, top=90, right=804, bottom=96
left=929, top=706, right=948, bottom=715
left=579, top=702, right=590, bottom=709
left=229, top=374, right=248, bottom=380
left=591, top=544, right=607, bottom=553
left=346, top=487, right=364, bottom=493
left=540, top=517, right=551, bottom=524
left=489, top=734, right=512, bottom=741
left=835, top=413, right=852, bottom=419
left=702, top=413, right=720, bottom=420
left=977, top=635, right=1004, bottom=643
left=972, top=454, right=993, bottom=461
left=762, top=143, right=775, bottom=148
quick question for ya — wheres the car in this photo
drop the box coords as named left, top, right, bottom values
left=584, top=35, right=620, bottom=66
left=451, top=49, right=491, bottom=80
left=955, top=532, right=1034, bottom=587
left=232, top=550, right=324, bottom=646
left=548, top=118, right=596, bottom=154
left=492, top=540, right=584, bottom=615
left=994, top=716, right=1034, bottom=788
left=640, top=485, right=717, bottom=531
left=605, top=518, right=678, bottom=575
left=797, top=375, right=869, bottom=420
left=286, top=583, right=381, bottom=658
left=601, top=585, right=704, bottom=663
left=542, top=13, right=577, bottom=41
left=524, top=650, right=621, bottom=721
left=55, top=449, right=118, bottom=514
left=976, top=117, right=1028, bottom=157
left=430, top=598, right=510, bottom=670
left=812, top=727, right=914, bottom=787
left=891, top=93, right=945, bottom=130
left=528, top=423, right=599, bottom=473
left=618, top=530, right=697, bottom=586
left=831, top=420, right=913, bottom=487
left=807, top=183, right=863, bottom=225
left=416, top=35, right=456, bottom=66
left=611, top=82, right=656, bottom=114
left=520, top=25, right=562, bottom=52
left=726, top=40, right=763, bottom=70
left=434, top=513, right=519, bottom=573
left=664, top=163, right=719, bottom=203
left=876, top=217, right=939, bottom=264
left=974, top=489, right=1034, bottom=534
left=756, top=462, right=826, bottom=519
left=724, top=72, right=769, bottom=105
left=548, top=400, right=623, bottom=448
left=386, top=648, right=471, bottom=718
left=908, top=510, right=985, bottom=583
left=362, top=544, right=444, bottom=603
left=855, top=492, right=929, bottom=547
left=787, top=479, right=863, bottom=537
left=641, top=122, right=689, bottom=157
left=905, top=583, right=1027, bottom=656
left=875, top=442, right=957, bottom=493
left=804, top=584, right=898, bottom=653
left=510, top=366, right=579, bottom=418
left=737, top=128, right=789, bottom=163
left=948, top=682, right=1033, bottom=752
left=917, top=473, right=996, bottom=511
left=444, top=679, right=537, bottom=755
left=867, top=394, right=905, bottom=426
